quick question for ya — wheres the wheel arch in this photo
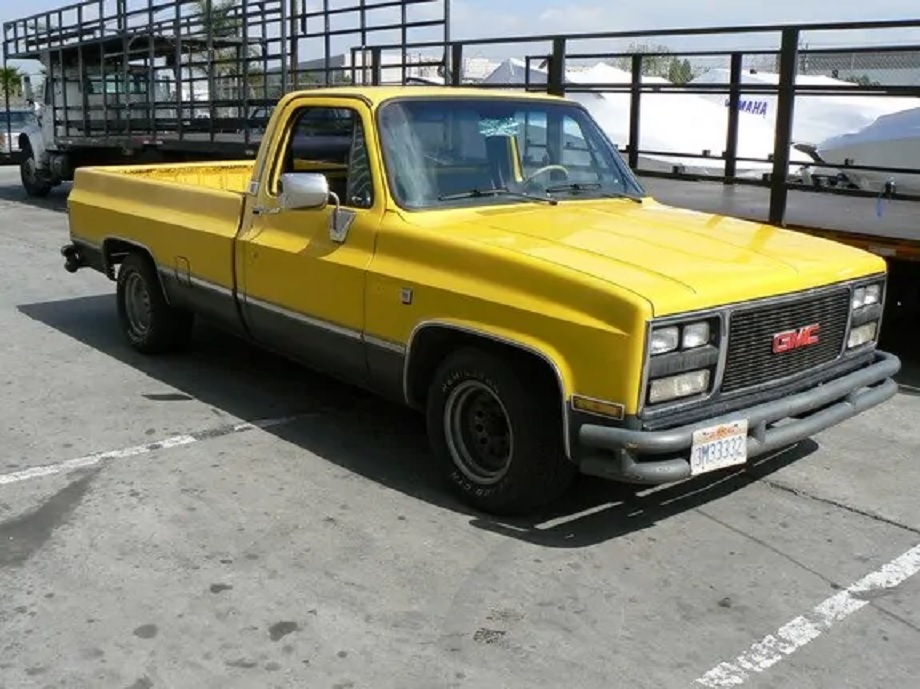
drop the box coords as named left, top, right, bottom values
left=403, top=321, right=573, bottom=458
left=103, top=236, right=172, bottom=305
left=19, top=128, right=47, bottom=165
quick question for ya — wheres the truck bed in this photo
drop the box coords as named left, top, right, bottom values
left=67, top=161, right=254, bottom=293
left=107, top=161, right=255, bottom=194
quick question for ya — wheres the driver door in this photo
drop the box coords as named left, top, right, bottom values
left=235, top=96, right=384, bottom=386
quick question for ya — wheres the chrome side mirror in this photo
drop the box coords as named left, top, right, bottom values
left=278, top=172, right=330, bottom=211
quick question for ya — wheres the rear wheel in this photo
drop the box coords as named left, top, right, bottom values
left=426, top=348, right=575, bottom=515
left=116, top=252, right=194, bottom=354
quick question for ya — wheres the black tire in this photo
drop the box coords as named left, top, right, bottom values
left=426, top=347, right=576, bottom=515
left=19, top=143, right=52, bottom=198
left=116, top=252, right=194, bottom=354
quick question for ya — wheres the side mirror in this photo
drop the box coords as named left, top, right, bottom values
left=278, top=172, right=329, bottom=211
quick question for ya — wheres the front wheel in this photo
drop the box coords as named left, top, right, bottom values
left=116, top=252, right=194, bottom=354
left=426, top=348, right=575, bottom=515
left=20, top=144, right=52, bottom=198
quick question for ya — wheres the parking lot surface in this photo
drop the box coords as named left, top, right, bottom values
left=1, top=168, right=918, bottom=689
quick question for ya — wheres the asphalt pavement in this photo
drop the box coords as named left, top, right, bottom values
left=1, top=168, right=918, bottom=689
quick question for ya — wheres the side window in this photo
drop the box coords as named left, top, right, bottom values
left=274, top=105, right=374, bottom=209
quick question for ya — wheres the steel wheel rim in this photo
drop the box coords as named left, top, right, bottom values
left=444, top=380, right=514, bottom=485
left=124, top=271, right=152, bottom=337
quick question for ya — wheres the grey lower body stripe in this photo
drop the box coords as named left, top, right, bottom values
left=172, top=269, right=407, bottom=354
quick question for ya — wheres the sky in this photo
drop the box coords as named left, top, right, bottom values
left=2, top=0, right=919, bottom=74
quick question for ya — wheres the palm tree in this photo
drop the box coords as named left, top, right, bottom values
left=190, top=0, right=269, bottom=104
left=0, top=66, right=23, bottom=101
left=193, top=0, right=241, bottom=38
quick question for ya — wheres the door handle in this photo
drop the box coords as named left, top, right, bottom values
left=253, top=205, right=281, bottom=216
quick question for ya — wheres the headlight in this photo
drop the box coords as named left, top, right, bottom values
left=682, top=322, right=710, bottom=349
left=644, top=317, right=719, bottom=408
left=848, top=322, right=878, bottom=348
left=648, top=369, right=710, bottom=405
left=852, top=283, right=882, bottom=309
left=851, top=286, right=866, bottom=309
left=847, top=280, right=884, bottom=349
left=650, top=326, right=679, bottom=355
left=649, top=320, right=712, bottom=356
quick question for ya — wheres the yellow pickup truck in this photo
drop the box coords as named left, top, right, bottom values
left=61, top=86, right=901, bottom=515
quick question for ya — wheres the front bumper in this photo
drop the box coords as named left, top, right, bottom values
left=578, top=350, right=901, bottom=484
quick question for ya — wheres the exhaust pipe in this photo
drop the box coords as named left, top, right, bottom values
left=60, top=243, right=83, bottom=273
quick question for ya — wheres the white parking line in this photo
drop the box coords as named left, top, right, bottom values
left=695, top=542, right=920, bottom=687
left=0, top=414, right=305, bottom=487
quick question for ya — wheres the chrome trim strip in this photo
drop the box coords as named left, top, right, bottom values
left=245, top=294, right=363, bottom=341
left=403, top=320, right=573, bottom=460
left=186, top=273, right=236, bottom=298
left=713, top=311, right=731, bottom=395
left=364, top=334, right=407, bottom=355
left=161, top=263, right=407, bottom=355
left=92, top=237, right=404, bottom=355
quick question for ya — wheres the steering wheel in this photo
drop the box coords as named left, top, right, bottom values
left=522, top=164, right=570, bottom=190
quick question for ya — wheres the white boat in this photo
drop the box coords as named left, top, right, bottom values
left=814, top=106, right=920, bottom=195
left=689, top=68, right=920, bottom=148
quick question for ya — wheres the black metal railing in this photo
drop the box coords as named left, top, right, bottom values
left=1, top=0, right=450, bottom=152
left=3, top=4, right=920, bottom=231
left=360, top=17, right=920, bottom=225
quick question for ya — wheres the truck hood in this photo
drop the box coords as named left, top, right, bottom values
left=448, top=198, right=884, bottom=316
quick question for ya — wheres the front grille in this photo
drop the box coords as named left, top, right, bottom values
left=720, top=287, right=850, bottom=394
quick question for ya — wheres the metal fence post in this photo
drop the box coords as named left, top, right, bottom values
left=450, top=42, right=463, bottom=86
left=769, top=28, right=800, bottom=226
left=723, top=51, right=742, bottom=183
left=547, top=37, right=566, bottom=96
left=370, top=46, right=382, bottom=86
left=628, top=53, right=643, bottom=170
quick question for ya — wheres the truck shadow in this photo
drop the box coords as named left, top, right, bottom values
left=17, top=293, right=911, bottom=548
left=0, top=179, right=70, bottom=213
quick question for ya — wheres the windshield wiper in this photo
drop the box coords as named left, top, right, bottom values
left=545, top=183, right=644, bottom=203
left=437, top=187, right=558, bottom=205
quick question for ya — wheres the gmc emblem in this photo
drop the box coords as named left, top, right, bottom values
left=772, top=324, right=821, bottom=354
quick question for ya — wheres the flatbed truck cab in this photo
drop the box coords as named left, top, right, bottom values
left=61, top=86, right=901, bottom=515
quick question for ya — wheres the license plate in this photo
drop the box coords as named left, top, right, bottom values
left=689, top=420, right=749, bottom=476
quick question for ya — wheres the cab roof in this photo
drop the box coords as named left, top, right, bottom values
left=281, top=85, right=567, bottom=107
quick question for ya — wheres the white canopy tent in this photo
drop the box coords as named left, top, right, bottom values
left=480, top=58, right=811, bottom=178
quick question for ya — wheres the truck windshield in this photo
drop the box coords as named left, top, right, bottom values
left=0, top=111, right=36, bottom=128
left=377, top=96, right=644, bottom=210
